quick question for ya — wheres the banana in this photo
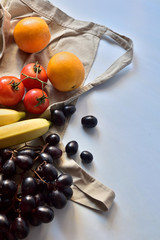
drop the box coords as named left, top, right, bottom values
left=0, top=118, right=51, bottom=148
left=0, top=109, right=26, bottom=126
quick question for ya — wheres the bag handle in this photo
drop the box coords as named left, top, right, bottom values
left=41, top=28, right=133, bottom=118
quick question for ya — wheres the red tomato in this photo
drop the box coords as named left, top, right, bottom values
left=20, top=62, right=48, bottom=90
left=0, top=76, right=25, bottom=106
left=24, top=89, right=49, bottom=114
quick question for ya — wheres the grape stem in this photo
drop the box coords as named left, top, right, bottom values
left=21, top=73, right=47, bottom=86
left=33, top=143, right=49, bottom=162
left=32, top=169, right=47, bottom=185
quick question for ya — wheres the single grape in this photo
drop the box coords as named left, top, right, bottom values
left=35, top=206, right=54, bottom=223
left=28, top=213, right=41, bottom=227
left=34, top=192, right=45, bottom=207
left=57, top=174, right=73, bottom=187
left=0, top=148, right=12, bottom=161
left=45, top=146, right=62, bottom=159
left=62, top=104, right=76, bottom=117
left=17, top=149, right=37, bottom=159
left=65, top=141, right=78, bottom=155
left=45, top=133, right=60, bottom=146
left=80, top=151, right=93, bottom=164
left=81, top=115, right=98, bottom=128
left=60, top=186, right=73, bottom=199
left=15, top=155, right=33, bottom=170
left=39, top=163, right=58, bottom=182
left=20, top=195, right=36, bottom=214
left=47, top=190, right=67, bottom=209
left=11, top=217, right=29, bottom=239
left=51, top=109, right=66, bottom=126
left=2, top=159, right=16, bottom=177
left=2, top=180, right=17, bottom=198
left=0, top=214, right=9, bottom=232
left=38, top=152, right=53, bottom=164
left=21, top=177, right=37, bottom=196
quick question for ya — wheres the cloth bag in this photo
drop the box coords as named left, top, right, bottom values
left=0, top=0, right=133, bottom=211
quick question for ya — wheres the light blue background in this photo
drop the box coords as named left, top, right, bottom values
left=27, top=1, right=160, bottom=240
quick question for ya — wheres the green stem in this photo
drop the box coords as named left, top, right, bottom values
left=21, top=73, right=47, bottom=85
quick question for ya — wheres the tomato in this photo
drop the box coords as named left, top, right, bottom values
left=20, top=62, right=48, bottom=90
left=0, top=76, right=25, bottom=106
left=24, top=89, right=49, bottom=114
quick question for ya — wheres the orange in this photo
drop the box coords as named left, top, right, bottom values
left=13, top=17, right=51, bottom=53
left=47, top=51, right=85, bottom=92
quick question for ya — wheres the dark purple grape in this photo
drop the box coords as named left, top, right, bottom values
left=11, top=217, right=29, bottom=239
left=28, top=213, right=41, bottom=227
left=0, top=214, right=9, bottom=232
left=35, top=206, right=54, bottom=223
left=20, top=195, right=36, bottom=213
left=2, top=180, right=17, bottom=197
left=81, top=115, right=98, bottom=128
left=18, top=149, right=37, bottom=158
left=45, top=146, right=62, bottom=159
left=0, top=148, right=12, bottom=161
left=15, top=155, right=33, bottom=170
left=57, top=174, right=73, bottom=187
left=38, top=152, right=53, bottom=164
left=45, top=133, right=60, bottom=146
left=62, top=104, right=76, bottom=117
left=65, top=141, right=78, bottom=155
left=60, top=186, right=73, bottom=199
left=21, top=177, right=37, bottom=196
left=51, top=109, right=66, bottom=126
left=2, top=159, right=16, bottom=177
left=40, top=163, right=58, bottom=182
left=47, top=190, right=67, bottom=209
left=80, top=151, right=93, bottom=164
left=34, top=193, right=45, bottom=207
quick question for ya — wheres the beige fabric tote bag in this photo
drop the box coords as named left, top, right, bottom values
left=0, top=0, right=133, bottom=211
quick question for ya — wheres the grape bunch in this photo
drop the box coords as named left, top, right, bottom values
left=0, top=134, right=73, bottom=239
left=0, top=104, right=97, bottom=239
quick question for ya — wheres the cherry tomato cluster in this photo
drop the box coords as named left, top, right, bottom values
left=0, top=62, right=49, bottom=114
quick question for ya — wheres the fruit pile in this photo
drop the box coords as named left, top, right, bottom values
left=0, top=16, right=98, bottom=239
left=0, top=18, right=85, bottom=114
left=0, top=111, right=97, bottom=239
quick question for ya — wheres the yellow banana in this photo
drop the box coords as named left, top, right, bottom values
left=0, top=109, right=26, bottom=126
left=0, top=118, right=51, bottom=148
